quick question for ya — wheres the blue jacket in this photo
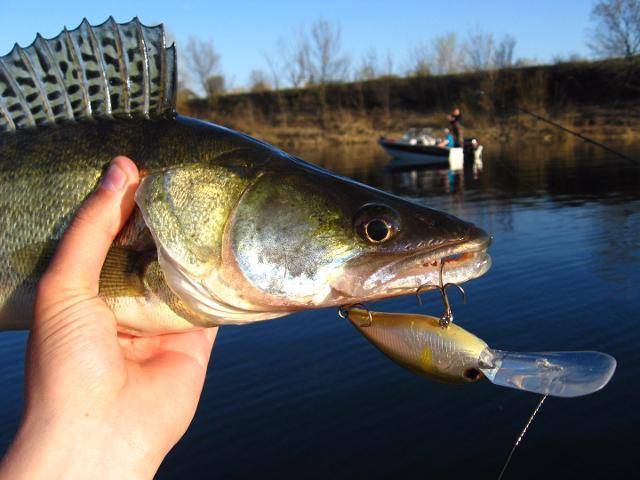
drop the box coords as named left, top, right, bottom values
left=445, top=133, right=455, bottom=148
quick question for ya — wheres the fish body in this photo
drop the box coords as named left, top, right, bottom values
left=0, top=19, right=491, bottom=334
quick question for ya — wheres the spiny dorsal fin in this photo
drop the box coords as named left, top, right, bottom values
left=0, top=17, right=176, bottom=133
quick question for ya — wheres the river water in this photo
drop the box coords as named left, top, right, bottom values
left=0, top=140, right=638, bottom=479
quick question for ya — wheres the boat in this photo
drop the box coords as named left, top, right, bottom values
left=379, top=128, right=483, bottom=170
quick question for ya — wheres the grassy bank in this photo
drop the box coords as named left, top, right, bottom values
left=180, top=57, right=640, bottom=148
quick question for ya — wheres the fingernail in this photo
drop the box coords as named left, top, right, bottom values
left=101, top=163, right=127, bottom=192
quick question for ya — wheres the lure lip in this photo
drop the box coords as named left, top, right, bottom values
left=479, top=349, right=618, bottom=398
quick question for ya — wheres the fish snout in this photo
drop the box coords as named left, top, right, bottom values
left=408, top=207, right=490, bottom=256
left=463, top=224, right=491, bottom=253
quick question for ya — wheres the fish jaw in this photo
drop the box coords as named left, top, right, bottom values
left=329, top=225, right=491, bottom=302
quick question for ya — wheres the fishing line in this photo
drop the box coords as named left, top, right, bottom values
left=515, top=106, right=640, bottom=167
left=497, top=394, right=548, bottom=480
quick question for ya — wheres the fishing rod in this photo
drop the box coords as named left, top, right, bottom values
left=515, top=105, right=640, bottom=167
left=476, top=90, right=640, bottom=167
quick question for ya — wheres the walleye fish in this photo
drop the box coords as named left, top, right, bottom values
left=0, top=18, right=490, bottom=334
left=346, top=308, right=616, bottom=397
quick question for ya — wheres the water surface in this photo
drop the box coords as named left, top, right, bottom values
left=1, top=139, right=638, bottom=479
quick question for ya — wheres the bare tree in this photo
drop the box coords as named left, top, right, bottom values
left=494, top=35, right=517, bottom=68
left=431, top=32, right=462, bottom=74
left=588, top=0, right=640, bottom=58
left=277, top=30, right=310, bottom=88
left=463, top=28, right=495, bottom=71
left=407, top=43, right=431, bottom=76
left=410, top=30, right=513, bottom=74
left=382, top=51, right=395, bottom=77
left=355, top=47, right=380, bottom=81
left=307, top=19, right=350, bottom=84
left=262, top=50, right=289, bottom=126
left=249, top=69, right=271, bottom=92
left=261, top=53, right=281, bottom=91
left=183, top=37, right=222, bottom=97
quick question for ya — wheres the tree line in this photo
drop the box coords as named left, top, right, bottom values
left=178, top=0, right=640, bottom=98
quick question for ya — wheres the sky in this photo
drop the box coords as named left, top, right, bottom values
left=0, top=0, right=596, bottom=88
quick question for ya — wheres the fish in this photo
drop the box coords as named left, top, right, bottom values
left=346, top=308, right=616, bottom=397
left=0, top=18, right=491, bottom=334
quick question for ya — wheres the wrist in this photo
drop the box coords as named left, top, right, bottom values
left=1, top=410, right=163, bottom=480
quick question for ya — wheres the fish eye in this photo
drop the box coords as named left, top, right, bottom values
left=365, top=219, right=392, bottom=243
left=354, top=204, right=400, bottom=244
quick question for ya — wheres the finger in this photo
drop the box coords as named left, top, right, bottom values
left=118, top=327, right=218, bottom=369
left=158, top=328, right=217, bottom=370
left=139, top=329, right=218, bottom=402
left=192, top=327, right=217, bottom=369
left=43, top=156, right=139, bottom=292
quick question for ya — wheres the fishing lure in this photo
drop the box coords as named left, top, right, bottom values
left=340, top=254, right=617, bottom=478
left=342, top=307, right=616, bottom=397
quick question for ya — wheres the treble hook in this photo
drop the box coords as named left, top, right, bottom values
left=338, top=303, right=373, bottom=327
left=438, top=282, right=466, bottom=327
left=415, top=283, right=438, bottom=305
left=415, top=260, right=467, bottom=328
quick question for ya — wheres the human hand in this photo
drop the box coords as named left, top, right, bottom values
left=0, top=156, right=217, bottom=480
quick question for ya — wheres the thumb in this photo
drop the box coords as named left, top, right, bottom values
left=39, top=156, right=139, bottom=296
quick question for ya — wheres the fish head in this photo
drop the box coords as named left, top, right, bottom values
left=327, top=182, right=491, bottom=302
left=136, top=152, right=490, bottom=325
left=223, top=162, right=491, bottom=313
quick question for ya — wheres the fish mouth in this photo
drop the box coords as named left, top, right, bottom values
left=356, top=225, right=492, bottom=298
left=411, top=225, right=491, bottom=268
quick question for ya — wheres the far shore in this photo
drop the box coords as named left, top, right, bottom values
left=180, top=56, right=640, bottom=150
left=207, top=104, right=640, bottom=150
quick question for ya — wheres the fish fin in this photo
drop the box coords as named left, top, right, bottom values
left=99, top=246, right=151, bottom=298
left=0, top=17, right=176, bottom=133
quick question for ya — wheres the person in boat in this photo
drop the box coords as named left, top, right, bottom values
left=437, top=128, right=455, bottom=148
left=448, top=108, right=464, bottom=147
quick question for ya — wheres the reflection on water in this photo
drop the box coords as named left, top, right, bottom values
left=0, top=139, right=639, bottom=479
left=380, top=157, right=482, bottom=196
left=300, top=139, right=640, bottom=205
